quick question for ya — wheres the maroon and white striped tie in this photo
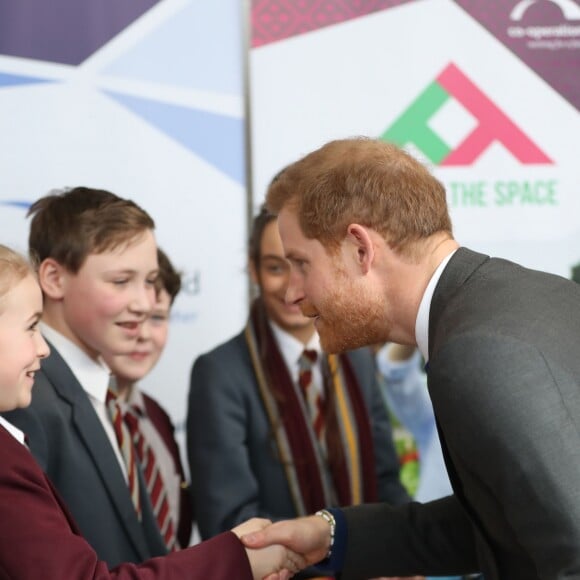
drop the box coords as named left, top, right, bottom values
left=123, top=406, right=177, bottom=551
left=105, top=388, right=141, bottom=519
left=298, top=349, right=325, bottom=443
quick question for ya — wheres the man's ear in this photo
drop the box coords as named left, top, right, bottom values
left=38, top=258, right=67, bottom=299
left=346, top=224, right=375, bottom=275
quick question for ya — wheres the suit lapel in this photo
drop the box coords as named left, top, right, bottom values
left=42, top=471, right=83, bottom=534
left=41, top=345, right=152, bottom=561
left=426, top=250, right=501, bottom=578
left=427, top=246, right=489, bottom=479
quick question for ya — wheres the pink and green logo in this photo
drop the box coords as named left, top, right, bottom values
left=382, top=63, right=552, bottom=166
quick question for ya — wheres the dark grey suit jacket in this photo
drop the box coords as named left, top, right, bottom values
left=340, top=248, right=580, bottom=580
left=2, top=342, right=167, bottom=567
left=187, top=331, right=409, bottom=540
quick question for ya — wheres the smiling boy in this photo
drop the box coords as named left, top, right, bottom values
left=2, top=187, right=168, bottom=566
left=102, top=248, right=193, bottom=550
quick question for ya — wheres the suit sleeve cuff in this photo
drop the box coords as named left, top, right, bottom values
left=311, top=507, right=347, bottom=575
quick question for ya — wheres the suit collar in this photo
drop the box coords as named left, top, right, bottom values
left=428, top=247, right=490, bottom=359
left=270, top=320, right=321, bottom=386
left=40, top=324, right=110, bottom=403
left=416, top=249, right=457, bottom=363
left=40, top=341, right=87, bottom=405
left=123, top=385, right=147, bottom=417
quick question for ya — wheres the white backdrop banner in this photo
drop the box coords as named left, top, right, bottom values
left=250, top=0, right=580, bottom=278
left=0, top=0, right=248, bottom=431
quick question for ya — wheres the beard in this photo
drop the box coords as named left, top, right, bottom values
left=302, top=276, right=389, bottom=354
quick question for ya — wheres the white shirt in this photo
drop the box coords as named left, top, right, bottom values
left=270, top=321, right=323, bottom=395
left=415, top=250, right=457, bottom=363
left=0, top=415, right=26, bottom=445
left=41, top=323, right=128, bottom=479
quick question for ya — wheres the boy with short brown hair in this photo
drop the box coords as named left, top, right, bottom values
left=4, top=186, right=166, bottom=566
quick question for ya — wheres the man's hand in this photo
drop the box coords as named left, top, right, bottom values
left=232, top=518, right=306, bottom=580
left=241, top=515, right=331, bottom=579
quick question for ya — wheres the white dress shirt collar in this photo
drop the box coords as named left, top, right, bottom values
left=124, top=384, right=147, bottom=414
left=0, top=415, right=27, bottom=445
left=40, top=323, right=111, bottom=402
left=269, top=320, right=320, bottom=384
left=415, top=249, right=457, bottom=363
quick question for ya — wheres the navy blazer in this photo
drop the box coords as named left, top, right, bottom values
left=187, top=332, right=409, bottom=540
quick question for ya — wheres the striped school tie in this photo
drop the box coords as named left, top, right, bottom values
left=298, top=349, right=325, bottom=444
left=105, top=382, right=141, bottom=518
left=123, top=405, right=177, bottom=551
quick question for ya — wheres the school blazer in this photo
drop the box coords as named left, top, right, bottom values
left=0, top=423, right=252, bottom=580
left=188, top=336, right=409, bottom=539
left=3, top=343, right=167, bottom=567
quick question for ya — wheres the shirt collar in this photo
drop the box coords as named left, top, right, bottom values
left=124, top=385, right=147, bottom=415
left=415, top=249, right=457, bottom=363
left=41, top=323, right=111, bottom=403
left=0, top=415, right=26, bottom=445
left=269, top=320, right=321, bottom=371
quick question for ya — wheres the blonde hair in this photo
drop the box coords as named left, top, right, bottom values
left=0, top=245, right=33, bottom=304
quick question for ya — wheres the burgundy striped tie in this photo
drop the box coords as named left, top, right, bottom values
left=298, top=349, right=325, bottom=443
left=123, top=406, right=177, bottom=551
left=105, top=388, right=141, bottom=519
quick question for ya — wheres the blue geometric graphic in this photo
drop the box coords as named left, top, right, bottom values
left=105, top=91, right=245, bottom=184
left=0, top=200, right=32, bottom=209
left=104, top=1, right=242, bottom=94
left=0, top=72, right=51, bottom=89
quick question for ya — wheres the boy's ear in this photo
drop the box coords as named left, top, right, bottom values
left=346, top=223, right=375, bottom=275
left=38, top=258, right=67, bottom=299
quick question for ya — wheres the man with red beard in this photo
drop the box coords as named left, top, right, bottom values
left=242, top=138, right=580, bottom=580
left=187, top=205, right=410, bottom=578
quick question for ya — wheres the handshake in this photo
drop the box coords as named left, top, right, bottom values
left=231, top=514, right=425, bottom=580
left=232, top=513, right=333, bottom=580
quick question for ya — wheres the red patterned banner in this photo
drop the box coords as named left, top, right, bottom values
left=251, top=0, right=416, bottom=47
left=454, top=0, right=580, bottom=111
